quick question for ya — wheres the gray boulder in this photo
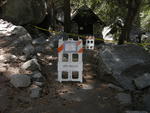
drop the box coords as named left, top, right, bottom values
left=134, top=73, right=150, bottom=89
left=97, top=44, right=150, bottom=90
left=32, top=72, right=44, bottom=82
left=10, top=74, right=31, bottom=88
left=1, top=0, right=47, bottom=25
left=29, top=85, right=42, bottom=98
left=33, top=81, right=44, bottom=87
left=0, top=19, right=32, bottom=48
left=21, top=59, right=41, bottom=71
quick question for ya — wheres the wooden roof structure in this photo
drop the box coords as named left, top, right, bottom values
left=72, top=5, right=103, bottom=25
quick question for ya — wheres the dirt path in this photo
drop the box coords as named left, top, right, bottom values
left=8, top=51, right=128, bottom=113
left=0, top=38, right=129, bottom=113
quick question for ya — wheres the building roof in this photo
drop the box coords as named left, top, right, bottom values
left=72, top=5, right=103, bottom=25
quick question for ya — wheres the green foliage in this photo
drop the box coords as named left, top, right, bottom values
left=141, top=4, right=150, bottom=31
left=54, top=0, right=149, bottom=32
left=70, top=0, right=127, bottom=25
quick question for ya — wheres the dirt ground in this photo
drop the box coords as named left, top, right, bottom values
left=0, top=37, right=132, bottom=113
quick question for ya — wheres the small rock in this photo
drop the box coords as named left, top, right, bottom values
left=125, top=111, right=148, bottom=113
left=30, top=85, right=42, bottom=98
left=10, top=74, right=31, bottom=88
left=23, top=44, right=35, bottom=58
left=32, top=37, right=46, bottom=45
left=33, top=81, right=44, bottom=87
left=107, top=83, right=124, bottom=91
left=134, top=73, right=150, bottom=89
left=19, top=55, right=27, bottom=61
left=32, top=72, right=44, bottom=82
left=116, top=93, right=132, bottom=105
left=21, top=59, right=41, bottom=71
left=80, top=84, right=93, bottom=90
left=33, top=72, right=43, bottom=78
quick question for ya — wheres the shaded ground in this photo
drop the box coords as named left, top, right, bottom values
left=14, top=57, right=125, bottom=113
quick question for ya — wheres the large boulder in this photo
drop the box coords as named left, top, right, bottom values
left=1, top=0, right=47, bottom=25
left=0, top=19, right=32, bottom=45
left=96, top=44, right=150, bottom=90
left=0, top=19, right=32, bottom=56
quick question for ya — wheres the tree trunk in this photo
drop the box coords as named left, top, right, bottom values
left=118, top=0, right=142, bottom=44
left=64, top=0, right=71, bottom=33
left=46, top=0, right=56, bottom=30
left=50, top=0, right=56, bottom=30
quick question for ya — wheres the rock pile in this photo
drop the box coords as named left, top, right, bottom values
left=0, top=19, right=49, bottom=98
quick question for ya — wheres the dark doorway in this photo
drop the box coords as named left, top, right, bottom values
left=78, top=23, right=93, bottom=35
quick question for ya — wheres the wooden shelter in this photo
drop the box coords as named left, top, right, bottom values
left=71, top=5, right=103, bottom=35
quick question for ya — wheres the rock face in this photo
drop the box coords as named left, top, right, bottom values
left=96, top=44, right=150, bottom=90
left=0, top=19, right=32, bottom=50
left=134, top=73, right=150, bottom=89
left=0, top=19, right=31, bottom=37
left=1, top=0, right=47, bottom=25
left=10, top=74, right=31, bottom=88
